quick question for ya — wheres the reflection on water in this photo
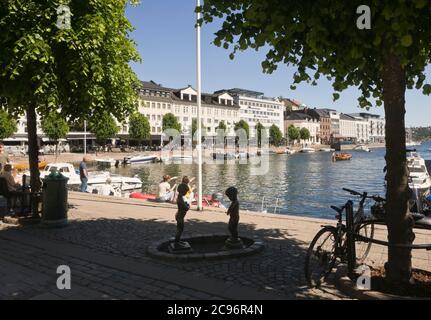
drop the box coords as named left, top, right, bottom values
left=107, top=142, right=431, bottom=219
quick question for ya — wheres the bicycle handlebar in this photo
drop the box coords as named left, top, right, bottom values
left=342, top=188, right=385, bottom=202
left=342, top=188, right=362, bottom=196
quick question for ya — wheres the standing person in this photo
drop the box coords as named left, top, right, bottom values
left=174, top=183, right=190, bottom=247
left=0, top=143, right=10, bottom=172
left=79, top=157, right=89, bottom=192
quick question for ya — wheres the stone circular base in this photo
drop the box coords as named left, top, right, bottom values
left=41, top=218, right=68, bottom=228
left=147, top=234, right=264, bottom=261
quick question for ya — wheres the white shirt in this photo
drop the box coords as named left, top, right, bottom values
left=158, top=182, right=171, bottom=197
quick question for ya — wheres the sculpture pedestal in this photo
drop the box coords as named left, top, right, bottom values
left=224, top=237, right=244, bottom=249
left=168, top=241, right=193, bottom=254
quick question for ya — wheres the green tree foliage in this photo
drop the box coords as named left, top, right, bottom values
left=234, top=120, right=249, bottom=139
left=129, top=112, right=150, bottom=144
left=255, top=122, right=265, bottom=147
left=216, top=120, right=228, bottom=147
left=0, top=0, right=141, bottom=192
left=287, top=125, right=300, bottom=144
left=199, top=0, right=431, bottom=283
left=191, top=118, right=206, bottom=143
left=217, top=120, right=227, bottom=133
left=300, top=127, right=311, bottom=141
left=162, top=113, right=181, bottom=132
left=40, top=112, right=70, bottom=155
left=269, top=124, right=283, bottom=146
left=411, top=127, right=431, bottom=142
left=0, top=109, right=17, bottom=140
left=89, top=112, right=119, bottom=146
left=41, top=112, right=69, bottom=141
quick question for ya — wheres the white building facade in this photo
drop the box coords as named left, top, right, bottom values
left=284, top=112, right=320, bottom=144
left=138, top=81, right=241, bottom=141
left=216, top=88, right=284, bottom=138
left=339, top=114, right=357, bottom=141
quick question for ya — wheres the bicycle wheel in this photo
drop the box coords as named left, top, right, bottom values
left=355, top=222, right=374, bottom=264
left=304, top=226, right=340, bottom=287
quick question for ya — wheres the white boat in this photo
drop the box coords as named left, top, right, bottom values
left=96, top=158, right=117, bottom=167
left=300, top=147, right=315, bottom=153
left=406, top=141, right=419, bottom=147
left=285, top=148, right=296, bottom=154
left=40, top=163, right=142, bottom=191
left=124, top=155, right=158, bottom=165
left=320, top=148, right=335, bottom=152
left=407, top=152, right=431, bottom=194
left=353, top=144, right=371, bottom=152
left=162, top=155, right=193, bottom=163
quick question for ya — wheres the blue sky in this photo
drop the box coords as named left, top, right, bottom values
left=125, top=0, right=430, bottom=127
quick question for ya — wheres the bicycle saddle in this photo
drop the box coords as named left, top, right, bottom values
left=413, top=214, right=431, bottom=229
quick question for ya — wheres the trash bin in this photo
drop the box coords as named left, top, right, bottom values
left=42, top=172, right=69, bottom=227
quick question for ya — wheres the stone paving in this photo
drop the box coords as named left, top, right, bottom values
left=0, top=192, right=353, bottom=300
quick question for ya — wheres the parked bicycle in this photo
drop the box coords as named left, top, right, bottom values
left=304, top=188, right=385, bottom=287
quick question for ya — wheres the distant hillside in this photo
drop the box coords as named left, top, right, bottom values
left=411, top=127, right=431, bottom=142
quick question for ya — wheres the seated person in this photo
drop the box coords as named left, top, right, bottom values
left=100, top=178, right=117, bottom=196
left=0, top=164, right=21, bottom=192
left=0, top=164, right=22, bottom=214
left=157, top=175, right=177, bottom=202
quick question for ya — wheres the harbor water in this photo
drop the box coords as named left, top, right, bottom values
left=107, top=142, right=431, bottom=219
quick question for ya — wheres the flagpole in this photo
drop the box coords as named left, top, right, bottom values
left=196, top=0, right=203, bottom=210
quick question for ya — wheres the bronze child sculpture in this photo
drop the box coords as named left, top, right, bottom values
left=225, top=186, right=243, bottom=248
left=172, top=182, right=191, bottom=251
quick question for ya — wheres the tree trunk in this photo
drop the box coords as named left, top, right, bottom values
left=381, top=51, right=415, bottom=284
left=26, top=104, right=41, bottom=193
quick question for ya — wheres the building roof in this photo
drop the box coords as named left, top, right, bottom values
left=139, top=80, right=240, bottom=109
left=340, top=113, right=357, bottom=121
left=140, top=80, right=172, bottom=92
left=284, top=112, right=316, bottom=121
left=214, top=88, right=264, bottom=98
left=349, top=112, right=382, bottom=119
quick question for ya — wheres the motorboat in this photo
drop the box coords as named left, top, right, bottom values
left=300, top=147, right=315, bottom=153
left=353, top=144, right=371, bottom=152
left=285, top=148, right=296, bottom=155
left=40, top=163, right=142, bottom=191
left=129, top=192, right=225, bottom=208
left=320, top=148, right=335, bottom=152
left=333, top=153, right=352, bottom=161
left=407, top=152, right=431, bottom=194
left=13, top=160, right=47, bottom=171
left=162, top=155, right=193, bottom=163
left=96, top=158, right=118, bottom=167
left=124, top=155, right=158, bottom=165
left=406, top=141, right=419, bottom=147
